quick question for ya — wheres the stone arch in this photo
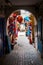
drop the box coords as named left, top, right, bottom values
left=4, top=5, right=38, bottom=50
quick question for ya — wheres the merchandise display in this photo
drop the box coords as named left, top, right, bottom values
left=7, top=10, right=33, bottom=47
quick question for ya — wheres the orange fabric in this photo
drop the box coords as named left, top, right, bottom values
left=17, top=16, right=23, bottom=23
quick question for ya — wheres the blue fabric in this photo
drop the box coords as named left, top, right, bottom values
left=24, top=16, right=30, bottom=22
left=26, top=26, right=31, bottom=36
left=26, top=30, right=31, bottom=36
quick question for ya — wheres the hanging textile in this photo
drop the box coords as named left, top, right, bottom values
left=17, top=16, right=23, bottom=23
left=24, top=16, right=30, bottom=22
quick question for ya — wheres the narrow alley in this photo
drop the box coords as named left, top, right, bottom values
left=0, top=32, right=43, bottom=65
left=0, top=0, right=43, bottom=65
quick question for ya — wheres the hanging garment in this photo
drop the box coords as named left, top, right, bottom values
left=26, top=25, right=31, bottom=36
left=24, top=16, right=30, bottom=23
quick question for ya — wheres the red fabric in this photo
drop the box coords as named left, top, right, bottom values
left=30, top=38, right=32, bottom=44
left=13, top=28, right=16, bottom=32
left=16, top=34, right=18, bottom=37
left=13, top=13, right=17, bottom=18
left=9, top=18, right=14, bottom=24
left=11, top=24, right=14, bottom=26
left=29, top=22, right=32, bottom=26
left=17, top=16, right=23, bottom=23
left=8, top=25, right=10, bottom=30
left=8, top=24, right=14, bottom=28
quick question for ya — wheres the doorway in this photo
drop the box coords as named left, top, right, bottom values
left=6, top=9, right=37, bottom=50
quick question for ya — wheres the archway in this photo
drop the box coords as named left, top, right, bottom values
left=6, top=9, right=37, bottom=50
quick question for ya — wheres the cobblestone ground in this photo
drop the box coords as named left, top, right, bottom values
left=0, top=35, right=43, bottom=65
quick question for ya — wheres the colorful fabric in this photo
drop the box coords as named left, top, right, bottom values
left=24, top=16, right=30, bottom=22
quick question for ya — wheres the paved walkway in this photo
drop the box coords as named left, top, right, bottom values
left=0, top=35, right=43, bottom=65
